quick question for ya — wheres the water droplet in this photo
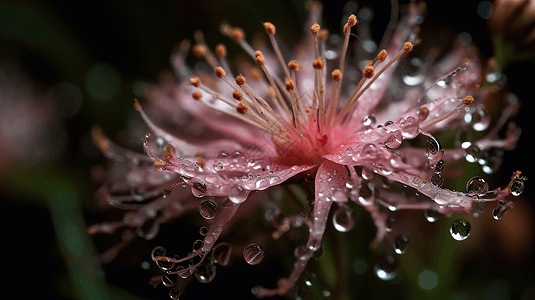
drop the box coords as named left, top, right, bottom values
left=211, top=242, right=232, bottom=266
left=403, top=58, right=425, bottom=86
left=492, top=203, right=509, bottom=220
left=360, top=143, right=377, bottom=160
left=394, top=235, right=410, bottom=254
left=363, top=115, right=376, bottom=126
left=510, top=179, right=525, bottom=196
left=169, top=288, right=181, bottom=300
left=243, top=243, right=265, bottom=265
left=192, top=239, right=204, bottom=252
left=424, top=209, right=439, bottom=223
left=229, top=186, right=249, bottom=203
left=466, top=176, right=489, bottom=196
left=163, top=188, right=172, bottom=199
left=450, top=219, right=471, bottom=241
left=430, top=172, right=444, bottom=187
left=199, top=199, right=218, bottom=219
left=332, top=205, right=356, bottom=232
left=176, top=266, right=193, bottom=279
left=384, top=131, right=403, bottom=149
left=199, top=226, right=208, bottom=236
left=194, top=263, right=217, bottom=283
left=386, top=217, right=395, bottom=232
left=162, top=274, right=176, bottom=287
left=374, top=254, right=398, bottom=280
left=191, top=180, right=207, bottom=198
left=425, top=135, right=444, bottom=163
left=358, top=183, right=375, bottom=206
left=434, top=160, right=445, bottom=173
left=151, top=246, right=166, bottom=260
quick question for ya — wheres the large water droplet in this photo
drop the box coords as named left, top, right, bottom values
left=424, top=208, right=439, bottom=223
left=466, top=176, right=489, bottom=196
left=229, top=186, right=249, bottom=203
left=194, top=263, right=217, bottom=283
left=243, top=243, right=265, bottom=265
left=510, top=179, right=525, bottom=196
left=374, top=254, right=398, bottom=280
left=332, top=205, right=356, bottom=232
left=199, top=199, right=218, bottom=220
left=394, top=235, right=410, bottom=254
left=211, top=242, right=232, bottom=266
left=168, top=288, right=181, bottom=300
left=450, top=219, right=471, bottom=241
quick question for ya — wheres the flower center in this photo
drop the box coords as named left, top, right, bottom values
left=186, top=15, right=414, bottom=167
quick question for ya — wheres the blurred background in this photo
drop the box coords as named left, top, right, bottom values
left=1, top=0, right=534, bottom=299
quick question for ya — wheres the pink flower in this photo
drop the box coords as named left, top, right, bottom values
left=90, top=2, right=525, bottom=298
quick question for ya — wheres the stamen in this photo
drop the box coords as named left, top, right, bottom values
left=333, top=42, right=413, bottom=126
left=192, top=91, right=203, bottom=100
left=264, top=22, right=292, bottom=81
left=422, top=95, right=475, bottom=130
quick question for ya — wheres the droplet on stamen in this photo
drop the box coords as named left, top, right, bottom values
left=510, top=178, right=525, bottom=196
left=466, top=176, right=489, bottom=196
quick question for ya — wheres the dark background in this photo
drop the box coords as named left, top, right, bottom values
left=1, top=0, right=533, bottom=299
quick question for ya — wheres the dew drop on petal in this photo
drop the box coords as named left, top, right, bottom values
left=332, top=205, right=356, bottom=232
left=424, top=208, right=439, bottom=223
left=374, top=254, right=398, bottom=280
left=199, top=226, right=208, bottom=236
left=194, top=263, right=217, bottom=284
left=466, top=176, right=489, bottom=196
left=211, top=242, right=232, bottom=266
left=169, top=288, right=181, bottom=300
left=229, top=186, right=249, bottom=203
left=243, top=243, right=265, bottom=265
left=510, top=179, right=525, bottom=196
left=199, top=199, right=218, bottom=220
left=384, top=131, right=403, bottom=149
left=450, top=219, right=471, bottom=241
left=394, top=234, right=410, bottom=254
